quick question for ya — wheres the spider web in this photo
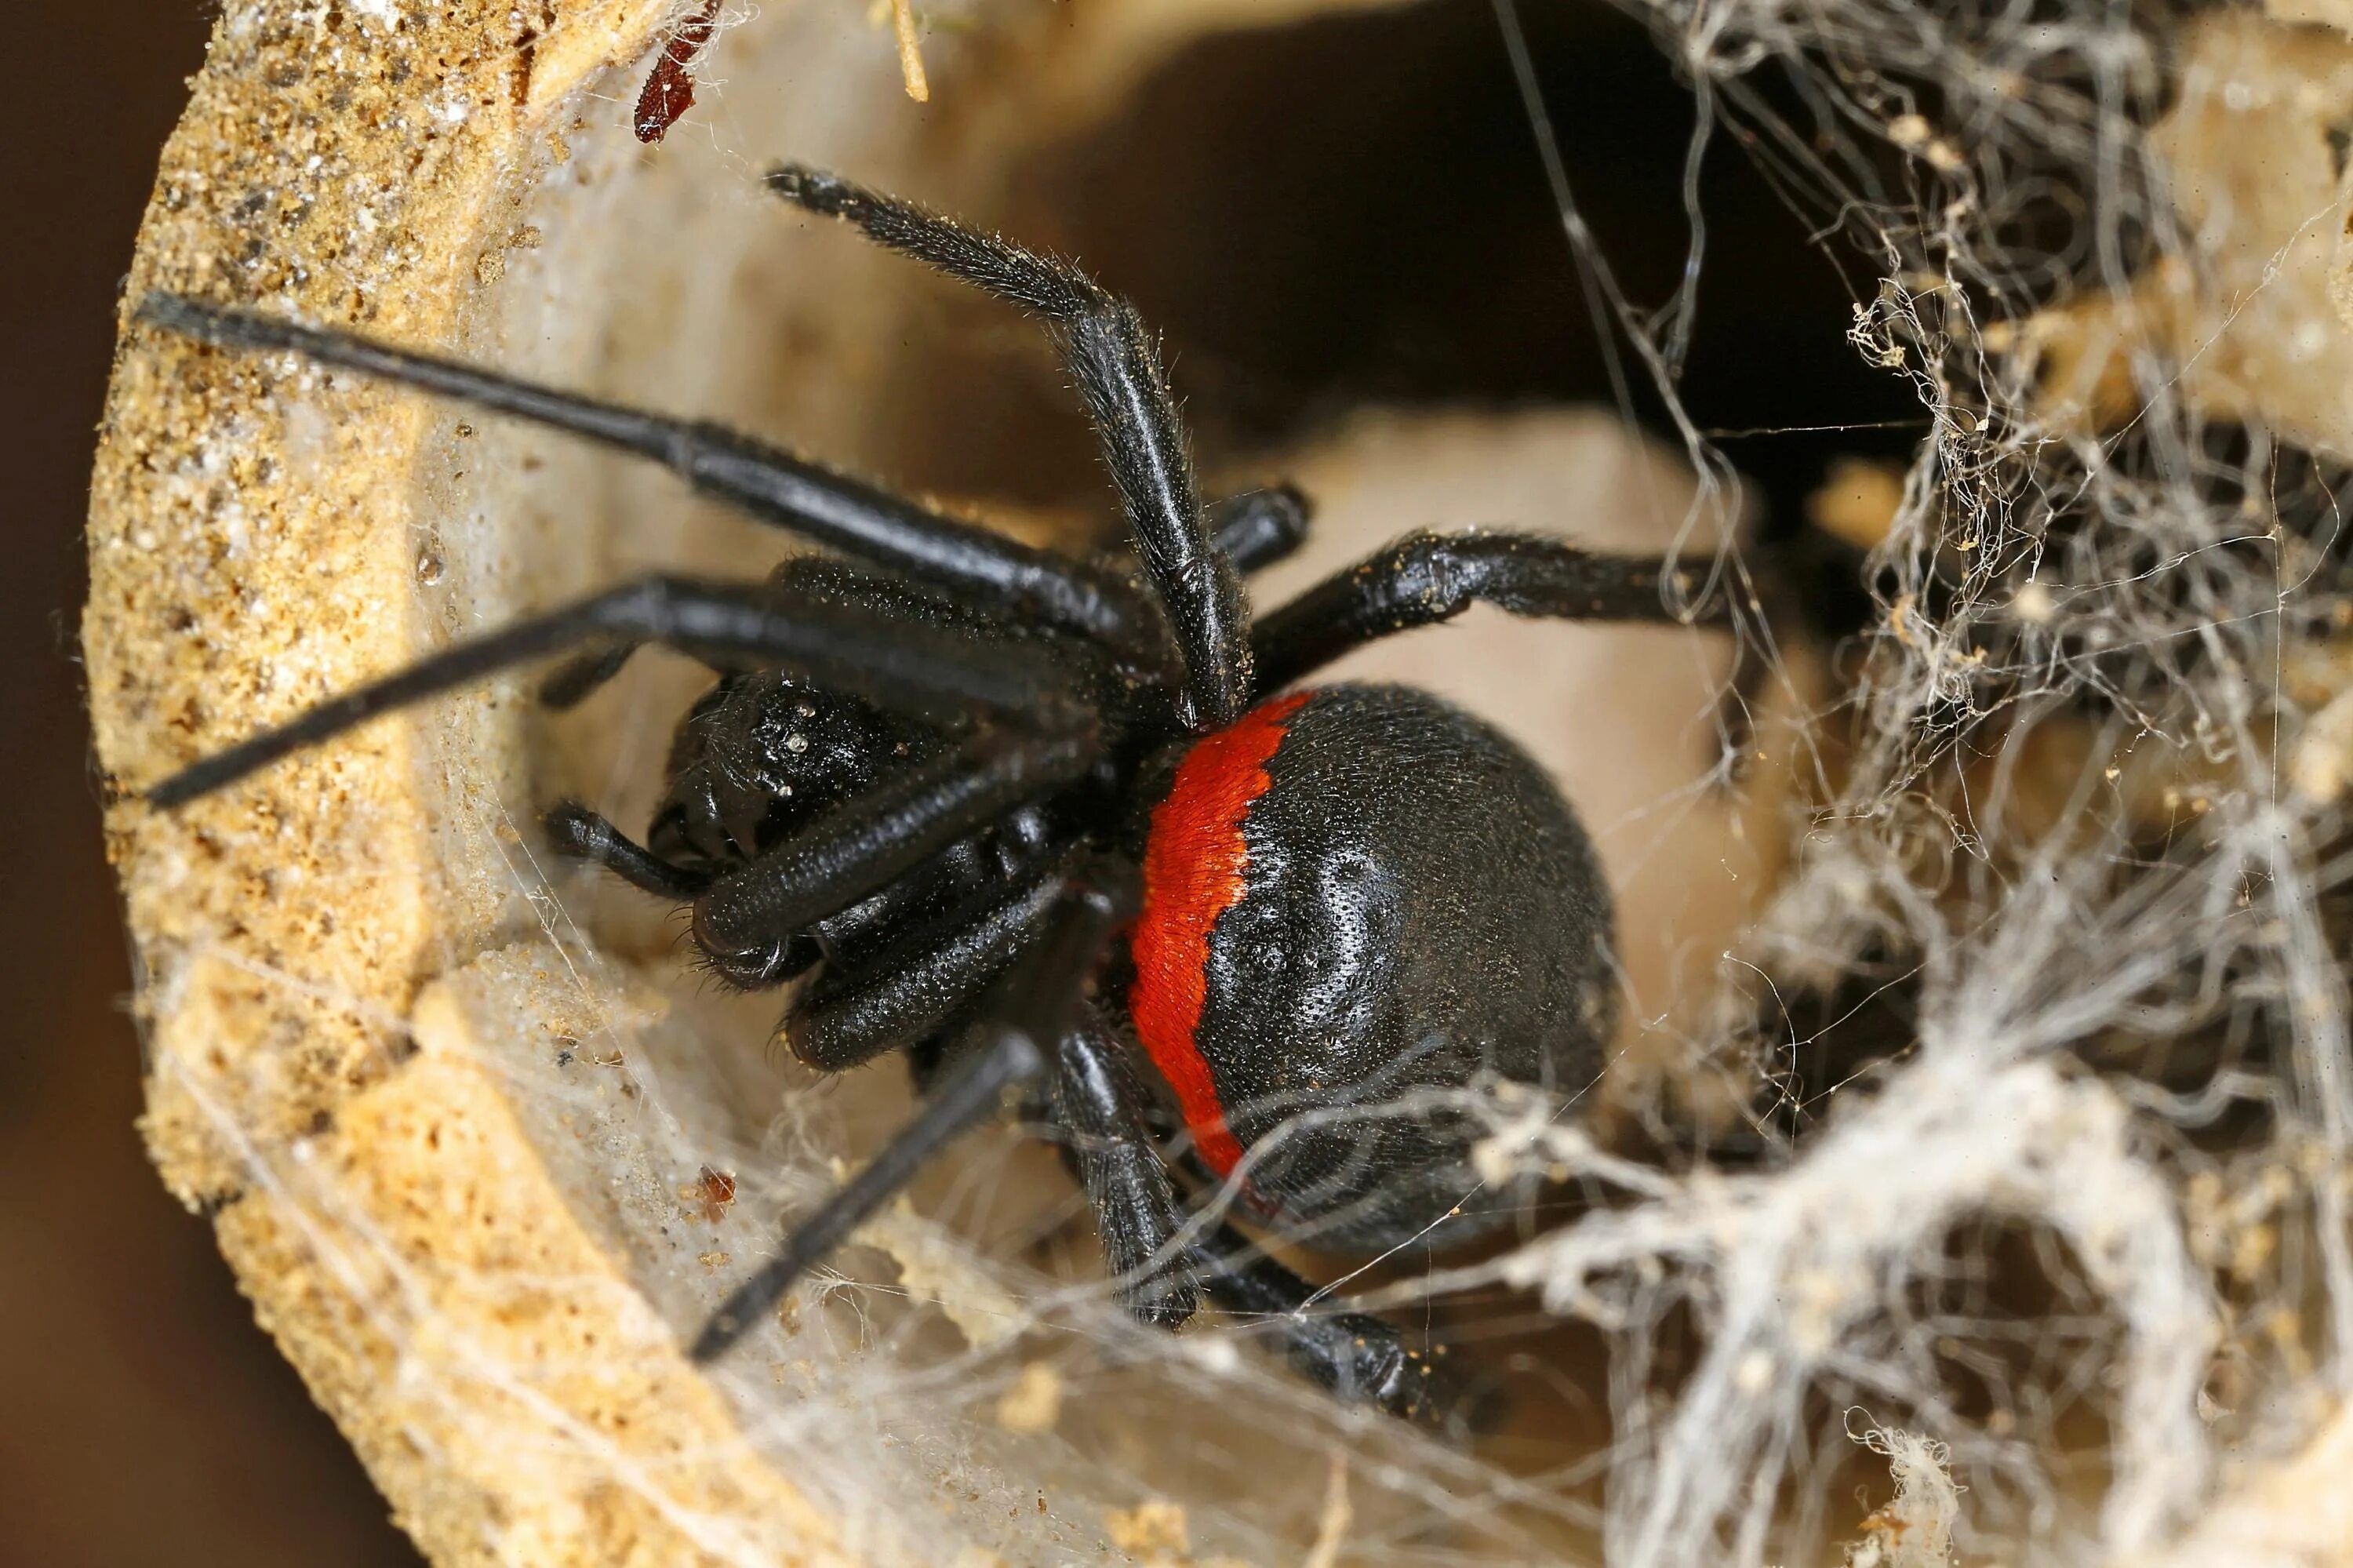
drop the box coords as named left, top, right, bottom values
left=149, top=0, right=2353, bottom=1563
left=1453, top=2, right=2353, bottom=1562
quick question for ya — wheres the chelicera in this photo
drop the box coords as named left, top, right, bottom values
left=139, top=166, right=1728, bottom=1424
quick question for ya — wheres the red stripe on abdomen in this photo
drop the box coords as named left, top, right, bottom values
left=1129, top=691, right=1311, bottom=1179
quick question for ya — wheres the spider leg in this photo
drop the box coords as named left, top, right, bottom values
left=768, top=166, right=1253, bottom=732
left=1048, top=1010, right=1200, bottom=1328
left=1210, top=486, right=1312, bottom=576
left=1250, top=528, right=1737, bottom=691
left=690, top=855, right=1136, bottom=1364
left=544, top=801, right=714, bottom=899
left=146, top=573, right=1077, bottom=806
left=693, top=725, right=1094, bottom=984
left=536, top=645, right=645, bottom=711
left=1036, top=1019, right=1462, bottom=1421
left=136, top=294, right=1151, bottom=655
left=1192, top=1228, right=1460, bottom=1429
left=809, top=809, right=1050, bottom=966
left=785, top=849, right=1083, bottom=1070
left=539, top=549, right=1014, bottom=714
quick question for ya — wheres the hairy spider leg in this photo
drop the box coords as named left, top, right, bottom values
left=145, top=575, right=1074, bottom=806
left=1249, top=526, right=1734, bottom=691
left=1049, top=1010, right=1198, bottom=1327
left=553, top=794, right=1082, bottom=1017
left=1193, top=1230, right=1457, bottom=1428
left=766, top=166, right=1253, bottom=733
left=540, top=484, right=1315, bottom=713
left=802, top=808, right=1058, bottom=965
left=692, top=723, right=1095, bottom=985
left=789, top=849, right=1085, bottom=1070
left=691, top=856, right=1137, bottom=1363
left=136, top=294, right=1151, bottom=655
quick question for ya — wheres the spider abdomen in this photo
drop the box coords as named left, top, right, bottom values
left=1129, top=683, right=1617, bottom=1253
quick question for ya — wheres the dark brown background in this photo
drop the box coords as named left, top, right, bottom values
left=1, top=2, right=422, bottom=1561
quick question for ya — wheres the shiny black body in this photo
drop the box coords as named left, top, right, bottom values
left=140, top=166, right=1726, bottom=1427
left=1202, top=686, right=1614, bottom=1251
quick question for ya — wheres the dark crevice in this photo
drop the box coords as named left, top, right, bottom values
left=883, top=0, right=1919, bottom=551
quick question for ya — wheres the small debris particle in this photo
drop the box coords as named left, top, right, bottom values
left=889, top=0, right=930, bottom=103
left=995, top=1361, right=1063, bottom=1434
left=635, top=0, right=722, bottom=144
left=1841, top=1418, right=1960, bottom=1568
left=511, top=25, right=538, bottom=107
left=1104, top=1500, right=1187, bottom=1558
left=1807, top=457, right=1906, bottom=551
left=696, top=1165, right=737, bottom=1223
left=697, top=1251, right=730, bottom=1269
left=414, top=546, right=446, bottom=585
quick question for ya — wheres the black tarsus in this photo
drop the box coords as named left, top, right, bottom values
left=1194, top=1230, right=1457, bottom=1428
left=538, top=645, right=641, bottom=711
left=766, top=165, right=1254, bottom=733
left=135, top=293, right=1151, bottom=657
left=690, top=856, right=1138, bottom=1364
left=1209, top=486, right=1312, bottom=576
left=145, top=574, right=1075, bottom=807
left=545, top=801, right=713, bottom=898
left=1251, top=528, right=1730, bottom=692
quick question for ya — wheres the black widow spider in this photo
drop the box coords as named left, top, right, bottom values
left=139, top=165, right=1729, bottom=1426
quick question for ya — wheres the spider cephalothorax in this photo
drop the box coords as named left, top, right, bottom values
left=140, top=164, right=1726, bottom=1425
